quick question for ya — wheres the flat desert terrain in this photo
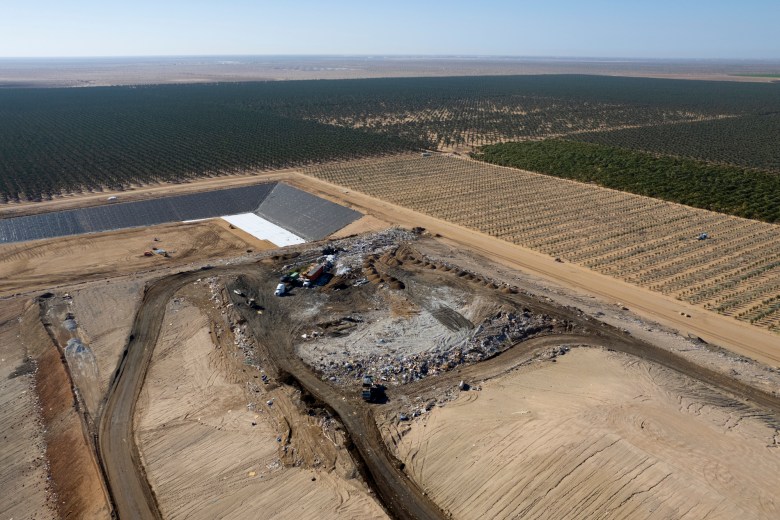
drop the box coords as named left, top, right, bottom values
left=386, top=348, right=780, bottom=519
left=0, top=220, right=265, bottom=297
left=2, top=56, right=777, bottom=87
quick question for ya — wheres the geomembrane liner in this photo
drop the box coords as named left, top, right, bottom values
left=254, top=183, right=362, bottom=241
left=0, top=181, right=363, bottom=244
left=0, top=183, right=276, bottom=243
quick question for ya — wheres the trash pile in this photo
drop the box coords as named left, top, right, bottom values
left=314, top=309, right=554, bottom=385
left=329, top=228, right=417, bottom=281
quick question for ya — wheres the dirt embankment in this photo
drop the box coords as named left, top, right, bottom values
left=384, top=348, right=780, bottom=519
left=0, top=299, right=55, bottom=519
left=135, top=283, right=385, bottom=519
left=21, top=300, right=110, bottom=518
left=0, top=219, right=263, bottom=298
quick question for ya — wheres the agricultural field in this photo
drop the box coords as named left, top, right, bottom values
left=266, top=75, right=780, bottom=161
left=2, top=75, right=780, bottom=202
left=568, top=113, right=780, bottom=173
left=307, top=155, right=780, bottom=333
left=0, top=85, right=416, bottom=202
left=473, top=140, right=780, bottom=222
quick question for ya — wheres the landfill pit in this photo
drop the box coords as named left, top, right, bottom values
left=237, top=230, right=579, bottom=393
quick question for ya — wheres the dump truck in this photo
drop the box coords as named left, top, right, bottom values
left=302, top=263, right=327, bottom=288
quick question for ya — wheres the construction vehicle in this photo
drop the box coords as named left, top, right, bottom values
left=303, top=263, right=327, bottom=288
left=361, top=375, right=379, bottom=402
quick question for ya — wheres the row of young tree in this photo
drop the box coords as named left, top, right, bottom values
left=472, top=140, right=780, bottom=223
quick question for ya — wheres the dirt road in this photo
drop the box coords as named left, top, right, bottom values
left=99, top=269, right=246, bottom=519
left=98, top=265, right=445, bottom=520
left=286, top=172, right=780, bottom=367
left=98, top=256, right=780, bottom=520
left=227, top=274, right=446, bottom=520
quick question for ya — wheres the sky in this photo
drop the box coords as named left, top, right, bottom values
left=1, top=0, right=778, bottom=59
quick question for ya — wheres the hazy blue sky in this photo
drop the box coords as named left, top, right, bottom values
left=2, top=0, right=778, bottom=59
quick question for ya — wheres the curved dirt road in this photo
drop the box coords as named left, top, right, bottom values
left=98, top=261, right=780, bottom=520
left=98, top=271, right=198, bottom=519
left=227, top=274, right=446, bottom=520
left=99, top=266, right=446, bottom=520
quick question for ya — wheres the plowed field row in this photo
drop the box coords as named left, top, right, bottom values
left=307, top=155, right=780, bottom=333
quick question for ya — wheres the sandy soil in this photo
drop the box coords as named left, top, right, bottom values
left=65, top=279, right=145, bottom=400
left=135, top=283, right=386, bottom=519
left=287, top=169, right=780, bottom=367
left=0, top=299, right=56, bottom=519
left=0, top=220, right=264, bottom=298
left=386, top=348, right=780, bottom=519
left=18, top=300, right=110, bottom=518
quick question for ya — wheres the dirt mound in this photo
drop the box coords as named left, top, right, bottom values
left=27, top=305, right=110, bottom=518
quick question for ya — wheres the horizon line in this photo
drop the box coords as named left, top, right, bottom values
left=1, top=54, right=779, bottom=62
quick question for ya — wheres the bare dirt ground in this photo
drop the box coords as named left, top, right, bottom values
left=66, top=280, right=146, bottom=399
left=0, top=299, right=56, bottom=519
left=329, top=215, right=390, bottom=239
left=135, top=280, right=387, bottom=519
left=0, top=219, right=262, bottom=298
left=382, top=347, right=780, bottom=519
left=227, top=235, right=780, bottom=519
left=2, top=171, right=779, bottom=519
left=13, top=299, right=110, bottom=519
left=291, top=165, right=780, bottom=366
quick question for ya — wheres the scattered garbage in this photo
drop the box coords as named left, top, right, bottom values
left=312, top=309, right=553, bottom=386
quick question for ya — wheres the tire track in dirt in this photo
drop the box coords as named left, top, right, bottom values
left=98, top=255, right=780, bottom=520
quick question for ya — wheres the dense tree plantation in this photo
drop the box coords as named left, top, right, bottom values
left=0, top=75, right=779, bottom=202
left=0, top=85, right=418, bottom=202
left=569, top=113, right=780, bottom=173
left=472, top=140, right=780, bottom=223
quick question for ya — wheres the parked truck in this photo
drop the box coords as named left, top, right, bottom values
left=302, top=263, right=327, bottom=288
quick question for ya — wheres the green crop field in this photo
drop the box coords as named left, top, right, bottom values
left=472, top=140, right=780, bottom=223
left=1, top=75, right=779, bottom=203
left=567, top=114, right=780, bottom=172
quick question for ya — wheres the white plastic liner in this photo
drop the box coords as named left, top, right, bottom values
left=221, top=213, right=305, bottom=246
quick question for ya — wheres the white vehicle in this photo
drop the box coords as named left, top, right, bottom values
left=274, top=283, right=286, bottom=296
